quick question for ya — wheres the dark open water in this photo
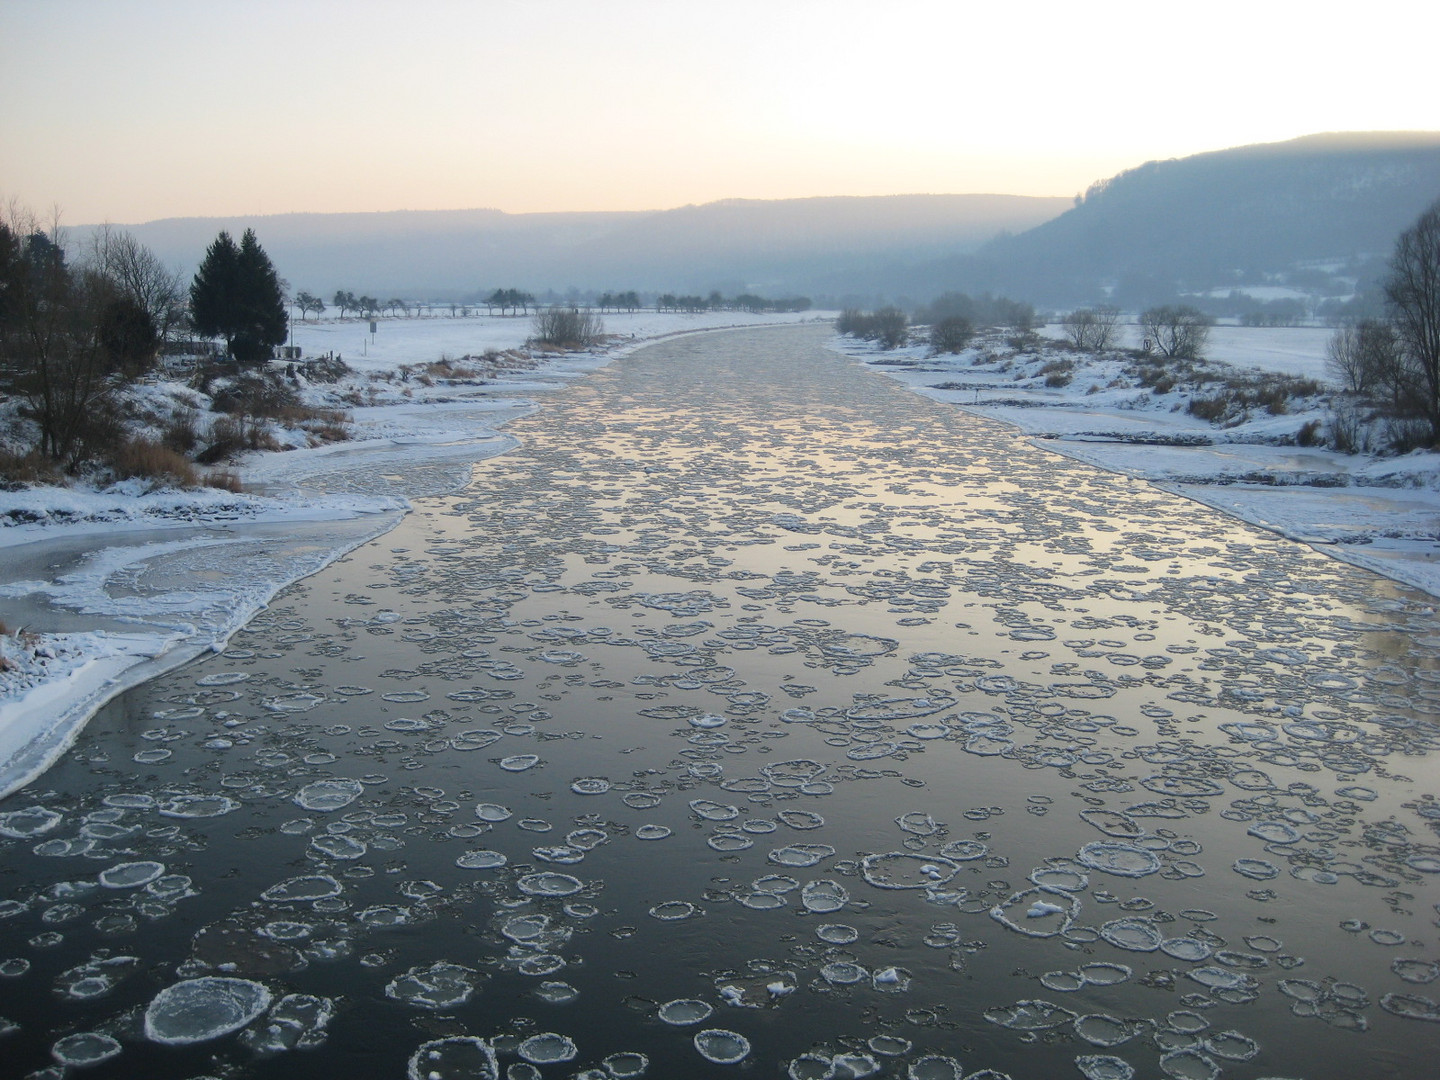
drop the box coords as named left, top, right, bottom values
left=3, top=325, right=1440, bottom=1079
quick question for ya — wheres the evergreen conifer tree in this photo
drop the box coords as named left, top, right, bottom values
left=189, top=231, right=239, bottom=351
left=189, top=229, right=287, bottom=363
left=232, top=229, right=287, bottom=363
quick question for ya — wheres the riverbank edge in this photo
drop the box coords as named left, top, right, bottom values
left=827, top=333, right=1440, bottom=603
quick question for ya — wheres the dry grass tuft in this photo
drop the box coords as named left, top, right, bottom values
left=0, top=450, right=64, bottom=487
left=111, top=438, right=201, bottom=489
left=204, top=469, right=244, bottom=493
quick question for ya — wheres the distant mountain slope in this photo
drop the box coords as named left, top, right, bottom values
left=112, top=194, right=1070, bottom=301
left=929, top=132, right=1440, bottom=307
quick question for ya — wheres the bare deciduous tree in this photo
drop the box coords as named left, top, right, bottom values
left=1060, top=306, right=1122, bottom=352
left=1326, top=319, right=1399, bottom=395
left=294, top=291, right=325, bottom=320
left=1384, top=199, right=1440, bottom=442
left=0, top=205, right=119, bottom=462
left=85, top=224, right=185, bottom=345
left=486, top=288, right=535, bottom=316
left=1139, top=305, right=1212, bottom=359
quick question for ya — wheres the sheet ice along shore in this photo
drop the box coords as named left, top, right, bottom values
left=2, top=323, right=1440, bottom=1079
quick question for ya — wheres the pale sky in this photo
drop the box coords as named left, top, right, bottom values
left=3, top=0, right=1436, bottom=225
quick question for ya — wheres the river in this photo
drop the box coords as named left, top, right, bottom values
left=2, top=324, right=1439, bottom=1079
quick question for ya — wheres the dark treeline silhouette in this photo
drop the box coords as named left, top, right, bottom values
left=0, top=207, right=316, bottom=484
left=655, top=292, right=811, bottom=314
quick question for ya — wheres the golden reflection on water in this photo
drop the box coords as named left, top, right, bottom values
left=4, top=324, right=1440, bottom=1079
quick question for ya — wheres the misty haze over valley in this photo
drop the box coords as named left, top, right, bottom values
left=112, top=194, right=1069, bottom=306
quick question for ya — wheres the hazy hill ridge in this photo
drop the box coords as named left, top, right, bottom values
left=95, top=133, right=1440, bottom=306
left=108, top=195, right=1072, bottom=302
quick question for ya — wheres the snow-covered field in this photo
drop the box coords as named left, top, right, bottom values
left=1036, top=321, right=1338, bottom=379
left=3, top=310, right=1438, bottom=800
left=287, top=309, right=798, bottom=376
left=0, top=310, right=820, bottom=799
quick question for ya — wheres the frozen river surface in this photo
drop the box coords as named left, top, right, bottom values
left=3, top=325, right=1440, bottom=1079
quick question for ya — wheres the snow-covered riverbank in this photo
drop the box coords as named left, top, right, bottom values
left=0, top=310, right=821, bottom=799
left=834, top=323, right=1440, bottom=601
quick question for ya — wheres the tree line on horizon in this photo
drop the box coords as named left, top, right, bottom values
left=295, top=287, right=813, bottom=319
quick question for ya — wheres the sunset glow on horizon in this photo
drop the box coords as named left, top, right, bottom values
left=3, top=0, right=1437, bottom=225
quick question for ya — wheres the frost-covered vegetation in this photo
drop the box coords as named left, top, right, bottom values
left=843, top=316, right=1335, bottom=447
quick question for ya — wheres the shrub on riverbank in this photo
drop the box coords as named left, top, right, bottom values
left=929, top=316, right=974, bottom=355
left=199, top=369, right=351, bottom=460
left=836, top=308, right=908, bottom=350
left=532, top=307, right=604, bottom=348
